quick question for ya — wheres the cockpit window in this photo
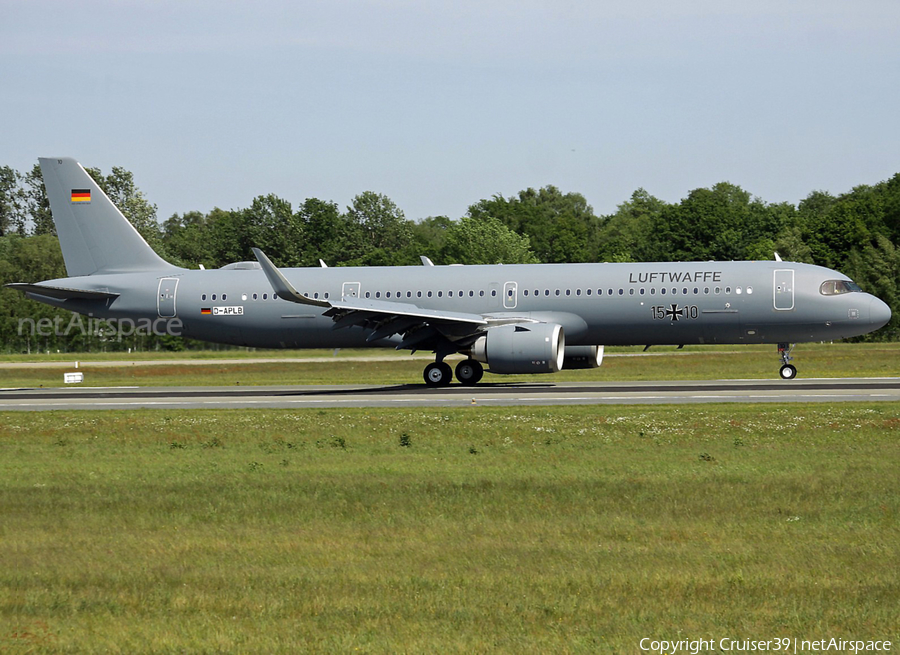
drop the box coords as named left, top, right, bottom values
left=820, top=280, right=862, bottom=295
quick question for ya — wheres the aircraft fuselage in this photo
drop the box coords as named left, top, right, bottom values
left=34, top=259, right=889, bottom=349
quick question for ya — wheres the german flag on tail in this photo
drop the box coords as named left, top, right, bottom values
left=70, top=189, right=91, bottom=203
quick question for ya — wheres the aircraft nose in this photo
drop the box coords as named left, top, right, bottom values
left=869, top=296, right=892, bottom=330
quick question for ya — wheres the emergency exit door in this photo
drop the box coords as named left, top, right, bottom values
left=342, top=282, right=361, bottom=300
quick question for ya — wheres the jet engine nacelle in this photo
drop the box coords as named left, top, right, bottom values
left=470, top=323, right=565, bottom=374
left=563, top=345, right=604, bottom=369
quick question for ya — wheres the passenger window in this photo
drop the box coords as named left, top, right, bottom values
left=222, top=294, right=227, bottom=301
left=201, top=294, right=207, bottom=301
left=212, top=294, right=217, bottom=301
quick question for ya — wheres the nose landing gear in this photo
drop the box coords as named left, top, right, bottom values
left=778, top=343, right=797, bottom=379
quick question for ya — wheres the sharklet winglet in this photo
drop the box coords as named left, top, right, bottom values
left=251, top=248, right=331, bottom=308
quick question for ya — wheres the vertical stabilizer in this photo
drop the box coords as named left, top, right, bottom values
left=38, top=157, right=175, bottom=276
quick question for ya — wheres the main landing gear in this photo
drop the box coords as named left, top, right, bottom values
left=778, top=342, right=797, bottom=380
left=423, top=358, right=484, bottom=387
left=454, top=359, right=484, bottom=386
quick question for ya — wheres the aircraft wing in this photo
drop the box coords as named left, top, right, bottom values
left=5, top=283, right=120, bottom=301
left=324, top=298, right=488, bottom=327
left=252, top=248, right=489, bottom=353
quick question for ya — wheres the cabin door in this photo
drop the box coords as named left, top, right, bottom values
left=774, top=269, right=795, bottom=311
left=157, top=278, right=178, bottom=318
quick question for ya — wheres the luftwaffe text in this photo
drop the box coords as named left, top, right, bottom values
left=629, top=271, right=722, bottom=284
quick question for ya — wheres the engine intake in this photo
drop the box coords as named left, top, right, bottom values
left=470, top=323, right=565, bottom=374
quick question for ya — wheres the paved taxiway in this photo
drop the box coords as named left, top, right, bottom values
left=1, top=378, right=898, bottom=410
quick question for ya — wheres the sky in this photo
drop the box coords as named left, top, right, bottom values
left=3, top=0, right=899, bottom=224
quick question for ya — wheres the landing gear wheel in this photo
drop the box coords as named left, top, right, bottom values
left=779, top=364, right=797, bottom=380
left=777, top=342, right=796, bottom=380
left=455, top=359, right=484, bottom=386
left=424, top=362, right=453, bottom=387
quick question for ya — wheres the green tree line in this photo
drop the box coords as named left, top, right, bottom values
left=1, top=163, right=898, bottom=353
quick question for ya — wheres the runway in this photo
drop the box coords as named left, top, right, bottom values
left=1, top=378, right=899, bottom=410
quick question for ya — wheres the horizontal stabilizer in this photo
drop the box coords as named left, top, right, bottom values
left=5, top=283, right=120, bottom=301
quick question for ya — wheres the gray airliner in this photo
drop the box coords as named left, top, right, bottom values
left=8, top=157, right=892, bottom=386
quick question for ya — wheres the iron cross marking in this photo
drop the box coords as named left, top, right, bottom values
left=665, top=304, right=684, bottom=321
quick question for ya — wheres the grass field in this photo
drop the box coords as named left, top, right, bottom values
left=3, top=404, right=899, bottom=652
left=2, top=343, right=899, bottom=387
